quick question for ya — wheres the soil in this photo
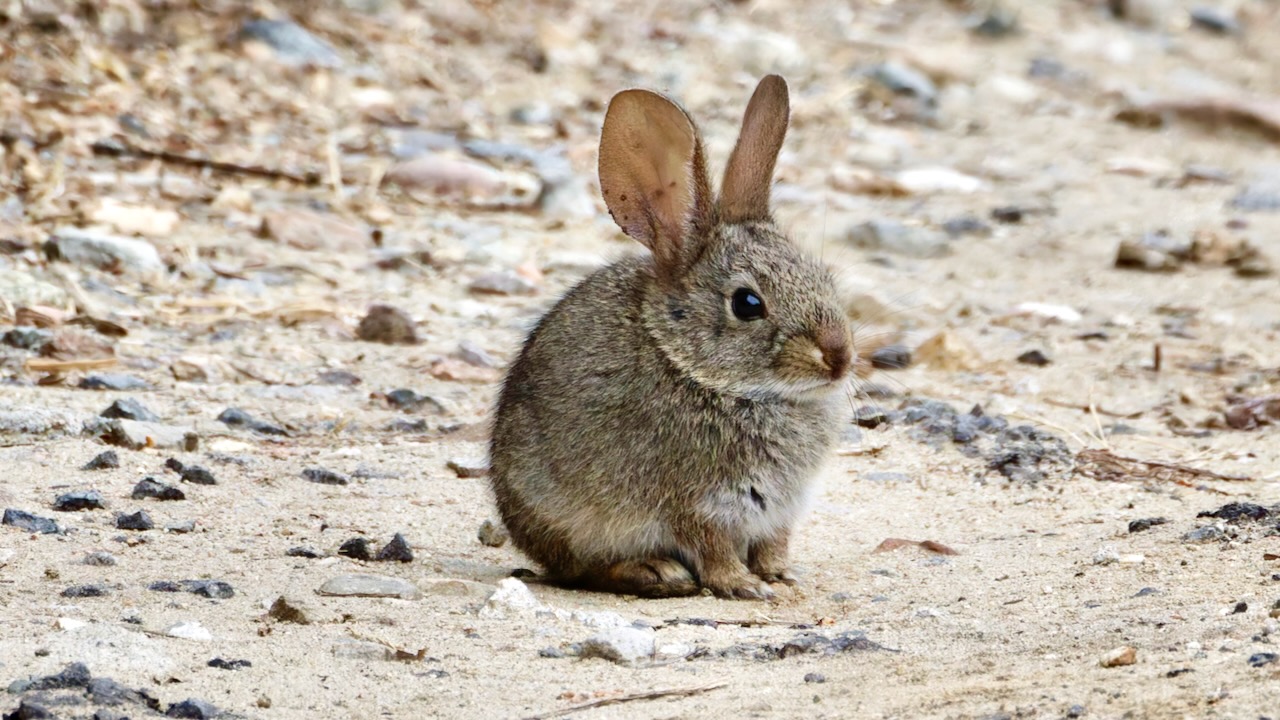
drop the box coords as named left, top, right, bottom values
left=2, top=1, right=1280, bottom=718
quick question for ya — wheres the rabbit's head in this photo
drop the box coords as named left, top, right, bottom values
left=598, top=75, right=852, bottom=401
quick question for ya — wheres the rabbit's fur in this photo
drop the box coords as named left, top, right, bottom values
left=490, top=76, right=853, bottom=599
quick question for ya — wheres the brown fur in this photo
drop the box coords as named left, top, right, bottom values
left=489, top=76, right=852, bottom=599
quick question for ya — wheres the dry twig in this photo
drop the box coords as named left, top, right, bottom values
left=1074, top=448, right=1251, bottom=487
left=521, top=683, right=727, bottom=720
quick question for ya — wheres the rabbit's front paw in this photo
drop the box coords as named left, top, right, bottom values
left=703, top=569, right=774, bottom=600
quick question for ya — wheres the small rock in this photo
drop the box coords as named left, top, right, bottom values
left=259, top=208, right=367, bottom=251
left=216, top=407, right=288, bottom=436
left=1134, top=587, right=1160, bottom=597
left=176, top=464, right=217, bottom=485
left=338, top=537, right=373, bottom=560
left=429, top=358, right=500, bottom=383
left=317, top=573, right=422, bottom=600
left=286, top=546, right=323, bottom=559
left=1100, top=646, right=1137, bottom=667
left=867, top=61, right=937, bottom=107
left=178, top=580, right=234, bottom=599
left=374, top=533, right=414, bottom=562
left=268, top=596, right=315, bottom=624
left=54, top=490, right=106, bottom=511
left=1066, top=705, right=1087, bottom=718
left=27, top=662, right=92, bottom=690
left=1128, top=517, right=1168, bottom=533
left=894, top=167, right=987, bottom=194
left=303, top=467, right=350, bottom=486
left=165, top=697, right=220, bottom=719
left=83, top=551, right=117, bottom=566
left=62, top=583, right=111, bottom=598
left=477, top=519, right=509, bottom=547
left=45, top=227, right=163, bottom=274
left=803, top=672, right=826, bottom=684
left=869, top=345, right=911, bottom=370
left=384, top=388, right=445, bottom=413
left=356, top=305, right=419, bottom=345
left=853, top=407, right=891, bottom=429
left=316, top=369, right=362, bottom=386
left=991, top=206, right=1026, bottom=224
left=384, top=154, right=506, bottom=200
left=100, top=398, right=160, bottom=423
left=1231, top=600, right=1248, bottom=614
left=1116, top=231, right=1186, bottom=272
left=1197, top=502, right=1273, bottom=523
left=1011, top=302, right=1082, bottom=324
left=539, top=647, right=566, bottom=659
left=578, top=627, right=656, bottom=665
left=331, top=638, right=395, bottom=661
left=115, top=510, right=154, bottom=531
left=2, top=326, right=53, bottom=350
left=98, top=419, right=198, bottom=452
left=1189, top=6, right=1239, bottom=34
left=1017, top=349, right=1051, bottom=366
left=469, top=270, right=538, bottom=295
left=88, top=198, right=180, bottom=237
left=479, top=578, right=543, bottom=618
left=447, top=458, right=488, bottom=478
left=455, top=339, right=499, bottom=368
left=240, top=18, right=342, bottom=68
left=207, top=658, right=252, bottom=670
left=420, top=578, right=494, bottom=598
left=941, top=216, right=993, bottom=238
left=1183, top=525, right=1226, bottom=543
left=1248, top=652, right=1279, bottom=668
left=81, top=451, right=120, bottom=470
left=2, top=508, right=59, bottom=534
left=132, top=478, right=185, bottom=501
left=844, top=219, right=949, bottom=258
left=167, top=520, right=196, bottom=534
left=166, top=621, right=213, bottom=641
left=863, top=471, right=911, bottom=483
left=78, top=373, right=149, bottom=391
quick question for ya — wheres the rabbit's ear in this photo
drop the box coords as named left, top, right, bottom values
left=599, top=89, right=712, bottom=276
left=719, top=75, right=789, bottom=224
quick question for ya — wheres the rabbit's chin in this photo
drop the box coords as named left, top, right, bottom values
left=729, top=376, right=849, bottom=404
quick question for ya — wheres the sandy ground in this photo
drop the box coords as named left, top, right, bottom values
left=2, top=0, right=1280, bottom=718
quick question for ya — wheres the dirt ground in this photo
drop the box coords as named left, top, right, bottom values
left=2, top=0, right=1280, bottom=718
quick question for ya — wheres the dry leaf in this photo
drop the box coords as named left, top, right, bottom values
left=873, top=538, right=959, bottom=555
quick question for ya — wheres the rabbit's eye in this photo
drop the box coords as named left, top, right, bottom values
left=731, top=288, right=766, bottom=321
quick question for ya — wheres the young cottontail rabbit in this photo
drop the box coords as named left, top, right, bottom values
left=489, top=75, right=852, bottom=600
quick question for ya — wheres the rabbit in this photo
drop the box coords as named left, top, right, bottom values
left=489, top=75, right=853, bottom=600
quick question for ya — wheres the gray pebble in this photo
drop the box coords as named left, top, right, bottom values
left=54, top=490, right=106, bottom=512
left=240, top=18, right=342, bottom=68
left=2, top=508, right=59, bottom=534
left=100, top=398, right=160, bottom=423
left=82, top=451, right=120, bottom=471
left=115, top=510, right=154, bottom=531
left=84, top=551, right=118, bottom=566
left=317, top=574, right=422, bottom=600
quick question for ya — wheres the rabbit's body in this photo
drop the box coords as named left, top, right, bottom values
left=490, top=76, right=852, bottom=599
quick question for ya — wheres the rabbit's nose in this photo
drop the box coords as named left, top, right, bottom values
left=815, top=325, right=851, bottom=380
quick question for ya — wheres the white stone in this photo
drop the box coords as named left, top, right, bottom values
left=165, top=621, right=212, bottom=641
left=578, top=626, right=656, bottom=665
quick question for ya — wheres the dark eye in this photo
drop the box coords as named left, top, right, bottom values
left=731, top=288, right=766, bottom=321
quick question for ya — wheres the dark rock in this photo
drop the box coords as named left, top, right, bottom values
left=177, top=465, right=217, bottom=485
left=991, top=206, right=1024, bottom=224
left=869, top=345, right=911, bottom=370
left=867, top=61, right=937, bottom=107
left=100, top=398, right=160, bottom=423
left=986, top=425, right=1072, bottom=484
left=853, top=407, right=890, bottom=429
left=165, top=698, right=220, bottom=719
left=721, top=631, right=886, bottom=661
left=3, top=327, right=53, bottom=350
left=1016, top=349, right=1051, bottom=366
left=1232, top=601, right=1248, bottom=614
left=28, top=663, right=91, bottom=690
left=1196, top=502, right=1273, bottom=523
left=7, top=700, right=55, bottom=719
left=356, top=305, right=418, bottom=345
left=87, top=676, right=150, bottom=707
left=302, top=467, right=349, bottom=485
left=374, top=533, right=413, bottom=562
left=83, top=551, right=117, bottom=566
left=286, top=546, right=323, bottom=559
left=1066, top=705, right=1086, bottom=719
left=78, top=374, right=149, bottom=391
left=538, top=647, right=565, bottom=658
left=54, top=490, right=105, bottom=512
left=1189, top=6, right=1240, bottom=34
left=477, top=519, right=509, bottom=548
left=803, top=672, right=826, bottom=683
left=1183, top=525, right=1227, bottom=543
left=941, top=216, right=992, bottom=238
left=81, top=451, right=120, bottom=471
left=1133, top=587, right=1160, bottom=597
left=338, top=537, right=372, bottom=560
left=969, top=6, right=1018, bottom=36
left=147, top=580, right=233, bottom=599
left=384, top=389, right=445, bottom=413
left=115, top=510, right=154, bottom=531
left=61, top=584, right=111, bottom=598
left=511, top=568, right=537, bottom=579
left=239, top=19, right=342, bottom=68
left=132, top=478, right=185, bottom=501
left=183, top=580, right=235, bottom=599
left=216, top=407, right=288, bottom=436
left=2, top=509, right=59, bottom=534
left=207, top=658, right=252, bottom=670
left=316, top=369, right=361, bottom=386
left=1128, top=517, right=1168, bottom=533
left=1166, top=668, right=1194, bottom=678
left=1249, top=652, right=1279, bottom=668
